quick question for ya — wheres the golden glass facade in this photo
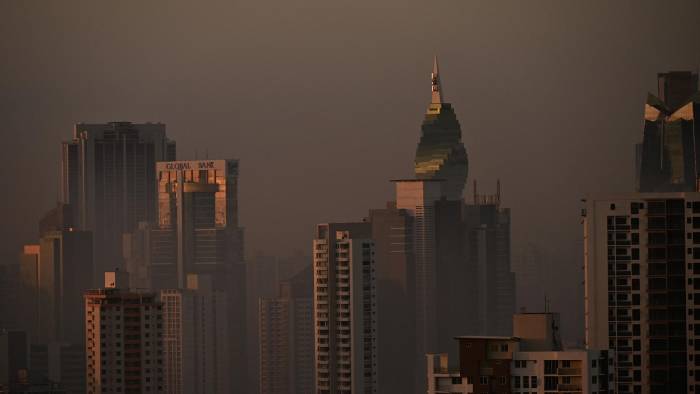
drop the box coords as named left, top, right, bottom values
left=414, top=59, right=468, bottom=200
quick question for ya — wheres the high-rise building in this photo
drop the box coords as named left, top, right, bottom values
left=465, top=181, right=515, bottom=336
left=248, top=254, right=282, bottom=393
left=313, top=223, right=377, bottom=394
left=149, top=159, right=243, bottom=289
left=259, top=265, right=313, bottom=394
left=583, top=193, right=700, bottom=393
left=145, top=159, right=247, bottom=392
left=122, top=222, right=153, bottom=290
left=84, top=271, right=164, bottom=394
left=17, top=204, right=93, bottom=345
left=0, top=264, right=21, bottom=332
left=636, top=72, right=699, bottom=192
left=160, top=274, right=230, bottom=394
left=37, top=228, right=92, bottom=345
left=367, top=203, right=416, bottom=394
left=19, top=245, right=41, bottom=340
left=426, top=313, right=613, bottom=394
left=61, top=122, right=176, bottom=282
left=0, top=329, right=29, bottom=392
left=248, top=252, right=310, bottom=393
left=414, top=57, right=468, bottom=200
left=29, top=343, right=86, bottom=394
left=393, top=179, right=444, bottom=391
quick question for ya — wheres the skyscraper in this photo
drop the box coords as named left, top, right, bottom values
left=248, top=252, right=310, bottom=393
left=149, top=159, right=243, bottom=289
left=147, top=159, right=247, bottom=392
left=312, top=223, right=377, bottom=394
left=367, top=203, right=415, bottom=394
left=414, top=57, right=468, bottom=200
left=0, top=329, right=29, bottom=392
left=583, top=193, right=700, bottom=393
left=37, top=227, right=93, bottom=345
left=19, top=245, right=41, bottom=340
left=393, top=179, right=444, bottom=391
left=259, top=265, right=313, bottom=394
left=84, top=271, right=164, bottom=394
left=0, top=264, right=21, bottom=332
left=465, top=181, right=515, bottom=336
left=160, top=274, right=230, bottom=394
left=61, top=122, right=176, bottom=282
left=29, top=342, right=86, bottom=394
left=636, top=72, right=699, bottom=192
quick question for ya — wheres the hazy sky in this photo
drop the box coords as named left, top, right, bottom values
left=2, top=0, right=700, bottom=339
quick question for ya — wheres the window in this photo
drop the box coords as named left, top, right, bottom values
left=500, top=344, right=508, bottom=352
left=479, top=376, right=488, bottom=385
left=544, top=360, right=557, bottom=374
left=523, top=376, right=530, bottom=388
left=531, top=376, right=537, bottom=388
left=513, top=376, right=521, bottom=388
left=451, top=377, right=461, bottom=384
left=498, top=376, right=506, bottom=385
left=592, top=359, right=597, bottom=368
left=592, top=375, right=598, bottom=384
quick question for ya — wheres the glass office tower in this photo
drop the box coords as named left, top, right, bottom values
left=414, top=57, right=468, bottom=200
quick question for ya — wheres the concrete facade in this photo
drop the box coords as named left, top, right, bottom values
left=313, top=223, right=377, bottom=394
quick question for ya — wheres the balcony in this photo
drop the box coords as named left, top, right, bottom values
left=557, top=384, right=582, bottom=392
left=557, top=368, right=582, bottom=376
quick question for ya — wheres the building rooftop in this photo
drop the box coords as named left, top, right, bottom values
left=390, top=178, right=446, bottom=182
left=454, top=336, right=520, bottom=341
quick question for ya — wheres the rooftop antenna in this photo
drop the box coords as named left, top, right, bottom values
left=56, top=163, right=61, bottom=205
left=496, top=179, right=501, bottom=205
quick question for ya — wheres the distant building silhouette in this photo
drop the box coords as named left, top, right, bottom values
left=29, top=343, right=85, bottom=394
left=259, top=265, right=314, bottom=394
left=0, top=264, right=21, bottom=333
left=465, top=181, right=515, bottom=336
left=61, top=122, right=176, bottom=284
left=0, top=329, right=29, bottom=391
left=161, top=274, right=230, bottom=394
left=36, top=228, right=92, bottom=345
left=636, top=72, right=699, bottom=192
left=367, top=203, right=415, bottom=394
left=393, top=179, right=445, bottom=391
left=248, top=252, right=310, bottom=393
left=18, top=204, right=92, bottom=346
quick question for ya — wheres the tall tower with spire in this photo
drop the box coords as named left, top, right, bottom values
left=414, top=57, right=469, bottom=200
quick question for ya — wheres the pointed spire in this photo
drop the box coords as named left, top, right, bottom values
left=431, top=56, right=443, bottom=104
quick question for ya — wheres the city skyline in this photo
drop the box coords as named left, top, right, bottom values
left=2, top=2, right=700, bottom=393
left=3, top=3, right=700, bottom=342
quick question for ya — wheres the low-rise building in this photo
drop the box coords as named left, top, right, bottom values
left=427, top=313, right=614, bottom=394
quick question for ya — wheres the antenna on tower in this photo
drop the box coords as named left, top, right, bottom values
left=496, top=179, right=501, bottom=205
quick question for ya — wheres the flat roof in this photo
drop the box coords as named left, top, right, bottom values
left=390, top=178, right=446, bottom=182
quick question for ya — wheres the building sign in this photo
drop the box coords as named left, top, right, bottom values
left=158, top=160, right=227, bottom=172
